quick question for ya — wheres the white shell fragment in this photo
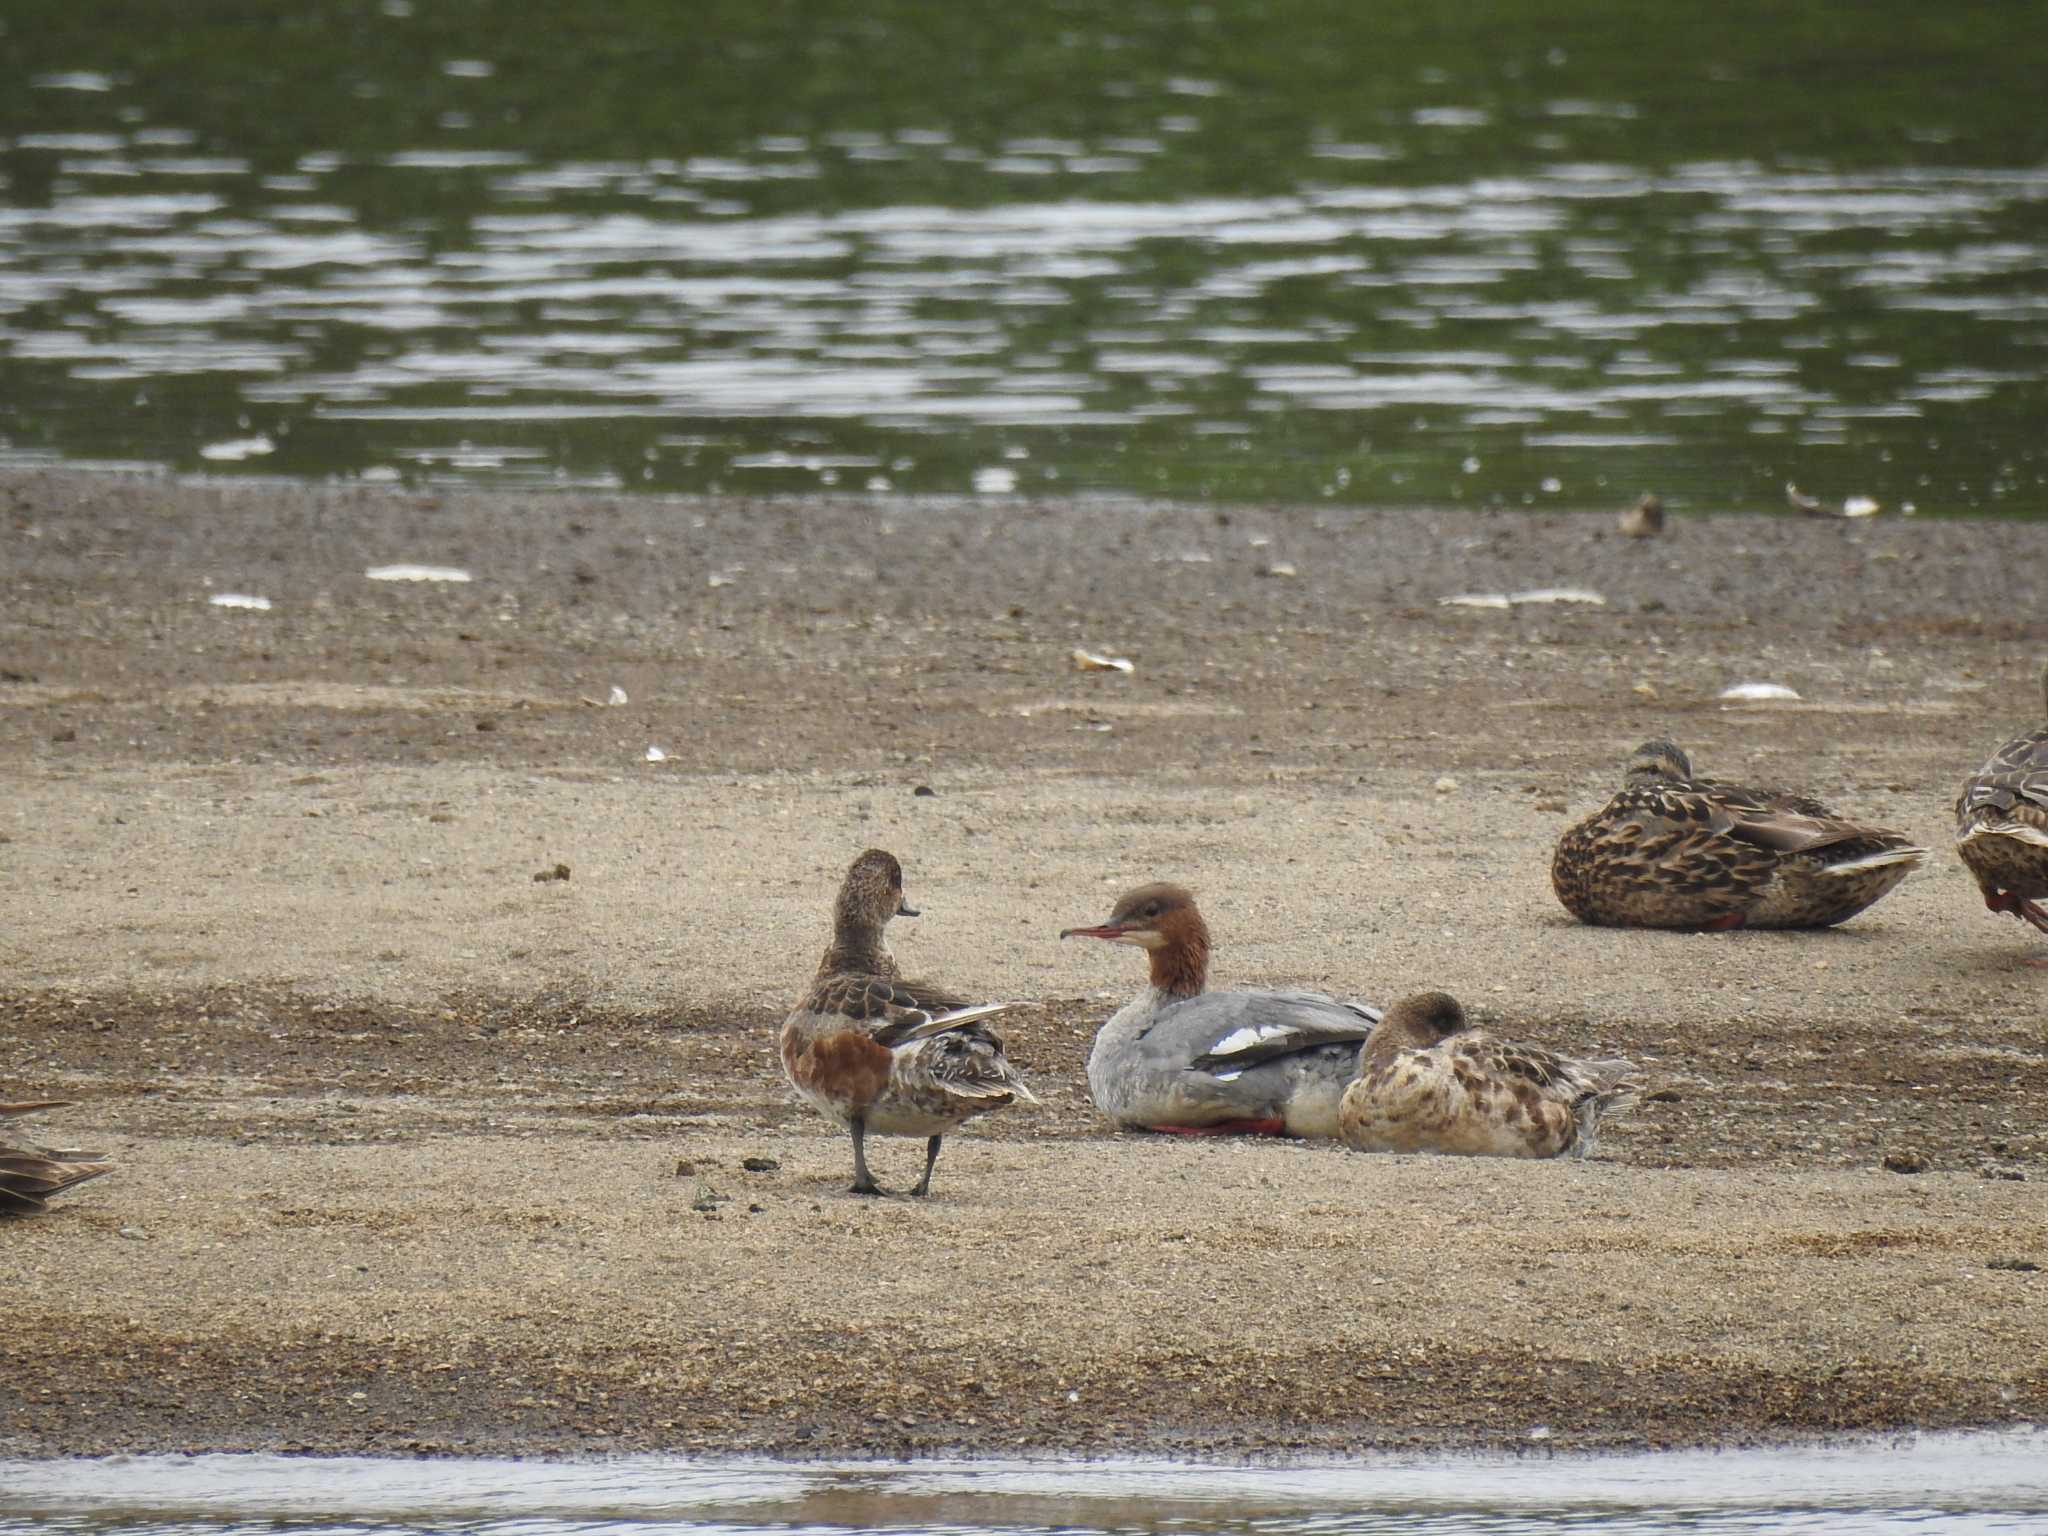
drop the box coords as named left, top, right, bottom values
left=1441, top=588, right=1606, bottom=609
left=198, top=434, right=275, bottom=462
left=1842, top=495, right=1881, bottom=518
left=972, top=466, right=1019, bottom=494
left=607, top=686, right=629, bottom=706
left=1071, top=649, right=1135, bottom=674
left=1719, top=682, right=1801, bottom=702
left=208, top=593, right=272, bottom=611
left=644, top=746, right=668, bottom=762
left=365, top=564, right=472, bottom=583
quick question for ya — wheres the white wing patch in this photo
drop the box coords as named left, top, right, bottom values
left=1208, top=1023, right=1295, bottom=1057
left=1822, top=846, right=1928, bottom=874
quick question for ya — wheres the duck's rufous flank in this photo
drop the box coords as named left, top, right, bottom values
left=780, top=849, right=1034, bottom=1197
left=1338, top=992, right=1639, bottom=1160
left=1059, top=882, right=1380, bottom=1137
left=1954, top=660, right=2048, bottom=960
left=1551, top=738, right=1927, bottom=930
left=1, top=1101, right=115, bottom=1216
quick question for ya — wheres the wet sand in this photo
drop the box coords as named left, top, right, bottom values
left=2, top=469, right=2045, bottom=1458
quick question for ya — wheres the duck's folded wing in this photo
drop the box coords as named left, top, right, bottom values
left=1957, top=733, right=2048, bottom=836
left=806, top=974, right=1013, bottom=1048
left=1, top=1145, right=115, bottom=1215
left=1181, top=991, right=1382, bottom=1072
left=1718, top=803, right=1924, bottom=864
left=1454, top=1036, right=1574, bottom=1090
left=881, top=1001, right=1015, bottom=1046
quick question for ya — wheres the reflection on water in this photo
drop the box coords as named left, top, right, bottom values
left=2, top=3, right=2046, bottom=512
left=3, top=1433, right=2048, bottom=1535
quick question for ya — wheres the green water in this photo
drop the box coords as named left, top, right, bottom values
left=3, top=1, right=2046, bottom=513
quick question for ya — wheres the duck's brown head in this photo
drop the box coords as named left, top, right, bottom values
left=1368, top=990, right=1469, bottom=1063
left=835, top=847, right=918, bottom=939
left=1624, top=739, right=1693, bottom=787
left=1060, top=882, right=1210, bottom=998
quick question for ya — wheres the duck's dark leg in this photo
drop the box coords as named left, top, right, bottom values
left=909, top=1134, right=943, bottom=1197
left=2017, top=897, right=2048, bottom=936
left=848, top=1115, right=886, bottom=1196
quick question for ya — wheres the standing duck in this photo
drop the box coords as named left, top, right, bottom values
left=1954, top=661, right=2048, bottom=956
left=1339, top=993, right=1637, bottom=1159
left=781, top=849, right=1034, bottom=1197
left=2, top=1102, right=115, bottom=1215
left=1059, top=882, right=1381, bottom=1136
left=1552, top=739, right=1926, bottom=929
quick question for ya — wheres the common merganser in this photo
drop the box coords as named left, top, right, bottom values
left=1, top=1101, right=114, bottom=1216
left=1339, top=992, right=1638, bottom=1160
left=1954, top=660, right=2048, bottom=957
left=1059, top=882, right=1380, bottom=1137
left=780, top=849, right=1034, bottom=1197
left=1552, top=739, right=1926, bottom=929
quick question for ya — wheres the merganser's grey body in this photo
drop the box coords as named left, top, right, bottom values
left=1064, top=882, right=1379, bottom=1137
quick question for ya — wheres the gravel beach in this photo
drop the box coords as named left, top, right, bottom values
left=3, top=469, right=2044, bottom=1459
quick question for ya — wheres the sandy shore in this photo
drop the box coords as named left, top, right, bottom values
left=2, top=468, right=2045, bottom=1459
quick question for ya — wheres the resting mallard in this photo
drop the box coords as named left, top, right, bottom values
left=1552, top=740, right=1927, bottom=929
left=1339, top=992, right=1637, bottom=1159
left=1, top=1101, right=115, bottom=1216
left=1954, top=662, right=2048, bottom=954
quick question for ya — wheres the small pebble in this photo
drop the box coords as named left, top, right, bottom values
left=741, top=1156, right=780, bottom=1173
left=118, top=1227, right=148, bottom=1241
left=1883, top=1150, right=1929, bottom=1175
left=913, top=785, right=936, bottom=797
left=1433, top=776, right=1459, bottom=794
left=532, top=863, right=571, bottom=883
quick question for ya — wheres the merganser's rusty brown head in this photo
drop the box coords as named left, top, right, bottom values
left=1060, top=882, right=1210, bottom=997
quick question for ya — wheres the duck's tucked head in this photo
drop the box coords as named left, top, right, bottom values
left=1396, top=991, right=1468, bottom=1040
left=1060, top=882, right=1210, bottom=997
left=1624, top=739, right=1693, bottom=787
left=1371, top=991, right=1469, bottom=1058
left=835, top=848, right=917, bottom=938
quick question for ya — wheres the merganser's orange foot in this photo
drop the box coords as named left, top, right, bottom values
left=1148, top=1117, right=1289, bottom=1137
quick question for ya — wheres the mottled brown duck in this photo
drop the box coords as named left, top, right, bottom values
left=1, top=1101, right=115, bottom=1216
left=1339, top=992, right=1637, bottom=1159
left=780, top=849, right=1033, bottom=1196
left=1954, top=662, right=2048, bottom=958
left=1553, top=740, right=1926, bottom=929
